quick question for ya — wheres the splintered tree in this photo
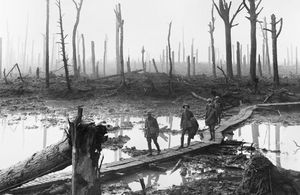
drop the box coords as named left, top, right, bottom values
left=243, top=0, right=263, bottom=82
left=103, top=36, right=107, bottom=76
left=213, top=0, right=244, bottom=78
left=114, top=3, right=126, bottom=86
left=142, top=46, right=146, bottom=72
left=208, top=3, right=217, bottom=78
left=57, top=0, right=71, bottom=90
left=237, top=41, right=242, bottom=77
left=167, top=22, right=173, bottom=95
left=264, top=14, right=283, bottom=86
left=72, top=0, right=84, bottom=77
left=45, top=0, right=50, bottom=87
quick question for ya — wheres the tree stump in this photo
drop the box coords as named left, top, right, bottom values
left=237, top=154, right=300, bottom=195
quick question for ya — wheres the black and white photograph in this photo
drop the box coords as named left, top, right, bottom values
left=0, top=0, right=300, bottom=194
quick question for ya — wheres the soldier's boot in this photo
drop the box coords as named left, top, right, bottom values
left=154, top=139, right=161, bottom=155
left=187, top=137, right=191, bottom=147
left=178, top=135, right=184, bottom=150
left=147, top=139, right=152, bottom=156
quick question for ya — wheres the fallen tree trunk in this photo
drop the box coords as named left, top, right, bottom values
left=237, top=154, right=300, bottom=195
left=0, top=139, right=71, bottom=193
left=99, top=69, right=143, bottom=80
left=191, top=91, right=207, bottom=101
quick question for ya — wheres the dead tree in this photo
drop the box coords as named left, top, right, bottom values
left=167, top=22, right=173, bottom=95
left=45, top=0, right=50, bottom=87
left=243, top=0, right=263, bottom=82
left=260, top=17, right=271, bottom=75
left=91, top=41, right=96, bottom=77
left=264, top=14, right=283, bottom=86
left=178, top=42, right=181, bottom=63
left=258, top=54, right=263, bottom=77
left=209, top=3, right=217, bottom=78
left=187, top=56, right=191, bottom=78
left=237, top=41, right=242, bottom=77
left=142, top=46, right=146, bottom=72
left=213, top=0, right=244, bottom=78
left=0, top=38, right=2, bottom=78
left=103, top=36, right=107, bottom=76
left=57, top=0, right=71, bottom=90
left=127, top=56, right=131, bottom=72
left=296, top=47, right=298, bottom=74
left=115, top=8, right=120, bottom=74
left=152, top=59, right=159, bottom=73
left=114, top=3, right=126, bottom=86
left=71, top=0, right=84, bottom=77
left=172, top=51, right=175, bottom=73
left=81, top=34, right=86, bottom=75
left=23, top=16, right=29, bottom=73
left=191, top=39, right=195, bottom=75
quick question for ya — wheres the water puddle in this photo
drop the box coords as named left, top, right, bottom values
left=225, top=123, right=300, bottom=171
left=0, top=113, right=205, bottom=170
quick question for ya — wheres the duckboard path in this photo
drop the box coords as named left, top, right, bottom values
left=10, top=102, right=300, bottom=193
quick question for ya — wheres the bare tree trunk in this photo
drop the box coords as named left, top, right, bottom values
left=264, top=17, right=271, bottom=75
left=115, top=14, right=120, bottom=74
left=166, top=46, right=169, bottom=73
left=103, top=37, right=107, bottom=76
left=178, top=42, right=181, bottom=64
left=296, top=47, right=298, bottom=74
left=72, top=0, right=84, bottom=78
left=265, top=14, right=283, bottom=87
left=237, top=41, right=241, bottom=77
left=162, top=49, right=165, bottom=72
left=172, top=51, right=175, bottom=74
left=96, top=61, right=99, bottom=78
left=81, top=34, right=86, bottom=75
left=152, top=59, right=159, bottom=73
left=23, top=16, right=29, bottom=72
left=57, top=0, right=71, bottom=90
left=193, top=57, right=196, bottom=75
left=127, top=56, right=131, bottom=73
left=91, top=41, right=96, bottom=77
left=191, top=39, right=195, bottom=75
left=214, top=0, right=244, bottom=79
left=196, top=49, right=199, bottom=64
left=187, top=56, right=191, bottom=78
left=258, top=54, right=263, bottom=77
left=45, top=0, right=50, bottom=87
left=142, top=46, right=145, bottom=72
left=168, top=22, right=173, bottom=95
left=0, top=38, right=2, bottom=78
left=209, top=3, right=216, bottom=78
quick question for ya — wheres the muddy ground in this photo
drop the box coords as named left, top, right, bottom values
left=1, top=73, right=300, bottom=194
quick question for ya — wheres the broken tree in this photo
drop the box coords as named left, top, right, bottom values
left=0, top=107, right=108, bottom=194
left=208, top=3, right=217, bottom=78
left=167, top=22, right=173, bottom=95
left=114, top=3, right=126, bottom=87
left=72, top=0, right=84, bottom=77
left=45, top=0, right=50, bottom=88
left=243, top=0, right=263, bottom=83
left=213, top=0, right=244, bottom=78
left=264, top=14, right=283, bottom=86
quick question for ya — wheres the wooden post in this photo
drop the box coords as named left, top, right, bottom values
left=152, top=59, right=159, bottom=73
left=91, top=41, right=96, bottom=77
left=187, top=56, right=191, bottom=78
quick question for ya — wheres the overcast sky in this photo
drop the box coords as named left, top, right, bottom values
left=0, top=0, right=299, bottom=69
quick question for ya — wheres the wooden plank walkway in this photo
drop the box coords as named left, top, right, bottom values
left=13, top=102, right=300, bottom=191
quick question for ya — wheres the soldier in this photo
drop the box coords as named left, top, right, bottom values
left=214, top=96, right=222, bottom=124
left=145, top=111, right=161, bottom=156
left=179, top=103, right=196, bottom=149
left=205, top=100, right=218, bottom=141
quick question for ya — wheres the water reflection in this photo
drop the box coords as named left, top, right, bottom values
left=227, top=123, right=300, bottom=171
left=0, top=114, right=204, bottom=170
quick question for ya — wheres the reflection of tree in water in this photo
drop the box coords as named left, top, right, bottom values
left=168, top=115, right=173, bottom=148
left=275, top=124, right=281, bottom=167
left=146, top=172, right=160, bottom=188
left=251, top=123, right=259, bottom=148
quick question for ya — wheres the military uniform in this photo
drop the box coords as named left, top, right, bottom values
left=145, top=115, right=161, bottom=155
left=180, top=108, right=197, bottom=147
left=205, top=104, right=218, bottom=141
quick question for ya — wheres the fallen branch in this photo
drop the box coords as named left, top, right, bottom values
left=217, top=66, right=228, bottom=84
left=294, top=140, right=300, bottom=148
left=170, top=159, right=182, bottom=174
left=191, top=91, right=207, bottom=101
left=99, top=69, right=143, bottom=80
